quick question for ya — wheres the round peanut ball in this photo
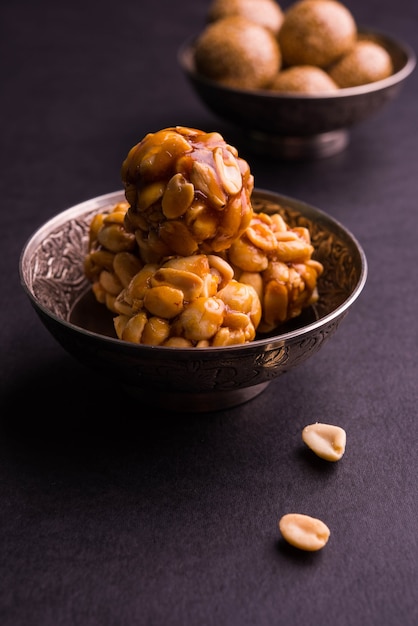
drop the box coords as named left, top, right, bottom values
left=194, top=15, right=281, bottom=90
left=328, top=39, right=394, bottom=88
left=278, top=0, right=357, bottom=68
left=207, top=0, right=284, bottom=35
left=121, top=126, right=255, bottom=260
left=269, top=65, right=339, bottom=94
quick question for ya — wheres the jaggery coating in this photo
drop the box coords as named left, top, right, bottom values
left=121, top=126, right=254, bottom=260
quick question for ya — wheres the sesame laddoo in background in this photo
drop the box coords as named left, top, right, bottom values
left=278, top=0, right=357, bottom=68
left=270, top=65, right=339, bottom=94
left=207, top=0, right=284, bottom=35
left=328, top=39, right=394, bottom=87
left=193, top=15, right=281, bottom=90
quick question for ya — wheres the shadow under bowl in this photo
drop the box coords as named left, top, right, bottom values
left=178, top=29, right=416, bottom=159
left=20, top=189, right=367, bottom=412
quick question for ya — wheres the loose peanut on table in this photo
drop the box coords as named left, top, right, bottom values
left=279, top=513, right=330, bottom=551
left=302, top=422, right=347, bottom=461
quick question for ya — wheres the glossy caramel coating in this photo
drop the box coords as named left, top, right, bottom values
left=121, top=126, right=254, bottom=260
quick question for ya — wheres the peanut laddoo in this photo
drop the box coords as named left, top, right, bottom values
left=269, top=65, right=339, bottom=94
left=278, top=0, right=357, bottom=68
left=121, top=126, right=254, bottom=258
left=207, top=0, right=284, bottom=35
left=84, top=127, right=323, bottom=347
left=328, top=39, right=394, bottom=88
left=225, top=210, right=323, bottom=333
left=193, top=16, right=281, bottom=90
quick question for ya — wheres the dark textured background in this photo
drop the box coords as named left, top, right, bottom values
left=1, top=1, right=417, bottom=624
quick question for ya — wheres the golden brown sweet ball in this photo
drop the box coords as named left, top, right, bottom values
left=328, top=39, right=394, bottom=88
left=194, top=16, right=281, bottom=90
left=278, top=0, right=357, bottom=68
left=121, top=126, right=255, bottom=258
left=207, top=0, right=284, bottom=35
left=269, top=65, right=339, bottom=93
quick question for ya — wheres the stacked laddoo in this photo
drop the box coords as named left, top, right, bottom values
left=84, top=126, right=323, bottom=347
left=193, top=0, right=394, bottom=94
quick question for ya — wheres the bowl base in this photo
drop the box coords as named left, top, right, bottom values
left=122, top=381, right=270, bottom=413
left=244, top=129, right=349, bottom=160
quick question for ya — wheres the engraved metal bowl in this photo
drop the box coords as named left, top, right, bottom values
left=178, top=30, right=416, bottom=159
left=20, top=189, right=367, bottom=412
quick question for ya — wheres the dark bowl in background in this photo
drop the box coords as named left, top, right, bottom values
left=178, top=30, right=416, bottom=159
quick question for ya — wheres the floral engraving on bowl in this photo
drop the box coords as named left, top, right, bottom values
left=29, top=213, right=94, bottom=319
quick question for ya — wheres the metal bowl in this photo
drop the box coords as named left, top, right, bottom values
left=178, top=30, right=415, bottom=159
left=20, top=189, right=367, bottom=412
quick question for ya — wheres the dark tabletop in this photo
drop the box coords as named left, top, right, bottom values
left=1, top=1, right=418, bottom=624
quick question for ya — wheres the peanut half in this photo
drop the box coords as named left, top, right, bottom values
left=279, top=513, right=330, bottom=551
left=302, top=422, right=346, bottom=462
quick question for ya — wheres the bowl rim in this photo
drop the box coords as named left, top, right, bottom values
left=178, top=28, right=416, bottom=100
left=20, top=189, right=368, bottom=355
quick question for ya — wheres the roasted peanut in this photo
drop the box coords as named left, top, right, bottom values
left=228, top=237, right=268, bottom=272
left=114, top=311, right=147, bottom=343
left=143, top=285, right=185, bottom=319
left=262, top=280, right=289, bottom=329
left=276, top=239, right=314, bottom=263
left=125, top=264, right=158, bottom=302
left=137, top=181, right=165, bottom=212
left=88, top=213, right=105, bottom=246
left=163, top=336, right=194, bottom=348
left=113, top=252, right=143, bottom=288
left=270, top=212, right=287, bottom=230
left=236, top=270, right=263, bottom=300
left=212, top=327, right=248, bottom=346
left=103, top=210, right=127, bottom=226
left=217, top=280, right=261, bottom=329
left=84, top=249, right=115, bottom=281
left=151, top=267, right=204, bottom=302
left=179, top=296, right=225, bottom=342
left=186, top=201, right=218, bottom=242
left=302, top=423, right=347, bottom=461
left=158, top=219, right=199, bottom=257
left=91, top=281, right=106, bottom=304
left=99, top=270, right=123, bottom=296
left=190, top=161, right=227, bottom=209
left=163, top=254, right=210, bottom=278
left=279, top=513, right=330, bottom=551
left=141, top=316, right=170, bottom=346
left=162, top=173, right=194, bottom=219
left=97, top=224, right=136, bottom=253
left=135, top=229, right=172, bottom=264
left=213, top=146, right=242, bottom=195
left=246, top=220, right=277, bottom=252
left=207, top=254, right=235, bottom=289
